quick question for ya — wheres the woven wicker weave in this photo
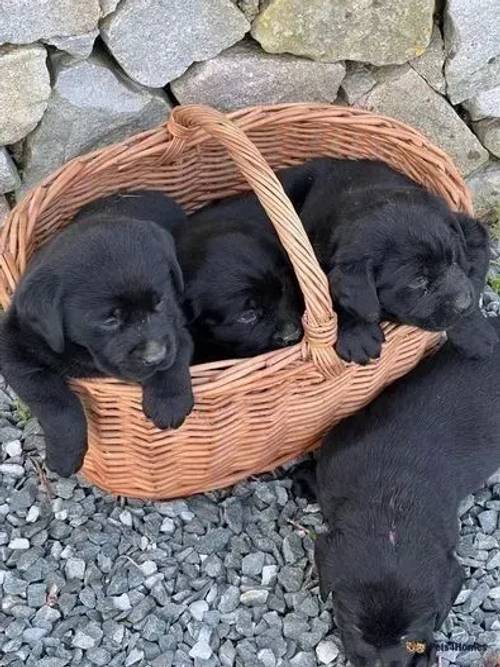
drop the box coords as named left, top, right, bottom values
left=0, top=104, right=472, bottom=499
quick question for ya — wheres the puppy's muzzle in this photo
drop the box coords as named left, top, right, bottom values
left=273, top=322, right=302, bottom=347
left=453, top=289, right=474, bottom=314
left=136, top=340, right=167, bottom=366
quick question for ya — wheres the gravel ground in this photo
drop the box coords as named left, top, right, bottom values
left=1, top=247, right=500, bottom=667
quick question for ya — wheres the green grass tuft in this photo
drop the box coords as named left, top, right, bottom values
left=13, top=398, right=31, bottom=423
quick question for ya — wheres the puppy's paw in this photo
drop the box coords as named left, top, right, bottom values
left=448, top=316, right=499, bottom=359
left=142, top=385, right=194, bottom=430
left=44, top=433, right=87, bottom=478
left=335, top=321, right=385, bottom=364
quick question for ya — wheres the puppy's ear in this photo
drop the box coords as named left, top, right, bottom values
left=453, top=213, right=489, bottom=289
left=169, top=258, right=184, bottom=296
left=15, top=266, right=64, bottom=353
left=454, top=212, right=489, bottom=248
left=315, top=532, right=336, bottom=602
left=329, top=260, right=380, bottom=323
left=151, top=223, right=185, bottom=296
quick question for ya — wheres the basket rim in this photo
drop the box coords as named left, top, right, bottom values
left=0, top=102, right=473, bottom=397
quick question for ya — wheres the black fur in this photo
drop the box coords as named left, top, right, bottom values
left=0, top=191, right=194, bottom=477
left=284, top=158, right=497, bottom=364
left=175, top=194, right=305, bottom=363
left=296, top=319, right=500, bottom=666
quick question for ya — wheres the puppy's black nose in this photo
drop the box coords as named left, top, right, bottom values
left=138, top=341, right=167, bottom=366
left=273, top=323, right=302, bottom=347
left=454, top=290, right=473, bottom=314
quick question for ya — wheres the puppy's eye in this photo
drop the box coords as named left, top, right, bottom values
left=237, top=309, right=259, bottom=325
left=101, top=309, right=121, bottom=330
left=408, top=277, right=429, bottom=291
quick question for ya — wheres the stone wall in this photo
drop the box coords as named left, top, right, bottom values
left=0, top=0, right=499, bottom=220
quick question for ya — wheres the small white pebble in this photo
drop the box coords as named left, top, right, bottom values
left=8, top=538, right=29, bottom=550
left=119, top=510, right=133, bottom=527
left=25, top=506, right=40, bottom=523
left=189, top=641, right=212, bottom=660
left=316, top=640, right=340, bottom=664
left=0, top=463, right=24, bottom=477
left=140, top=560, right=157, bottom=577
left=261, top=565, right=278, bottom=586
left=304, top=503, right=321, bottom=514
left=455, top=589, right=471, bottom=605
left=2, top=440, right=22, bottom=458
left=112, top=593, right=131, bottom=611
left=54, top=510, right=68, bottom=521
left=489, top=586, right=500, bottom=599
left=60, top=545, right=73, bottom=559
left=160, top=517, right=175, bottom=534
left=240, top=589, right=269, bottom=606
left=65, top=558, right=86, bottom=580
left=72, top=630, right=96, bottom=649
left=189, top=600, right=208, bottom=621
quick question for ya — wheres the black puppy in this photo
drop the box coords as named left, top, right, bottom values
left=285, top=158, right=497, bottom=364
left=175, top=192, right=306, bottom=363
left=0, top=191, right=193, bottom=477
left=295, top=318, right=500, bottom=666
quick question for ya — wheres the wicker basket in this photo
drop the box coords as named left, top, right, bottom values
left=0, top=104, right=472, bottom=500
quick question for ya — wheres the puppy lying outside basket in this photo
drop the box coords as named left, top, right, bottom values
left=0, top=104, right=471, bottom=499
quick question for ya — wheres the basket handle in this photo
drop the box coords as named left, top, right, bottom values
left=166, top=105, right=343, bottom=377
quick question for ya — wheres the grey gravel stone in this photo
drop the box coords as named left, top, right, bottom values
left=0, top=44, right=51, bottom=145
left=444, top=0, right=500, bottom=103
left=27, top=583, right=47, bottom=608
left=44, top=30, right=98, bottom=61
left=65, top=558, right=86, bottom=580
left=171, top=40, right=345, bottom=111
left=0, top=0, right=100, bottom=43
left=475, top=120, right=500, bottom=160
left=0, top=195, right=9, bottom=226
left=464, top=85, right=500, bottom=120
left=242, top=552, right=266, bottom=577
left=357, top=64, right=489, bottom=175
left=0, top=148, right=20, bottom=195
left=467, top=161, right=500, bottom=212
left=0, top=463, right=25, bottom=477
left=240, top=589, right=269, bottom=606
left=21, top=48, right=171, bottom=191
left=252, top=0, right=434, bottom=66
left=72, top=630, right=97, bottom=649
left=316, top=639, right=340, bottom=664
left=23, top=626, right=49, bottom=643
left=101, top=0, right=249, bottom=87
left=478, top=510, right=499, bottom=534
left=196, top=528, right=231, bottom=555
left=278, top=565, right=304, bottom=593
left=340, top=62, right=377, bottom=105
left=290, top=652, right=316, bottom=667
left=409, top=24, right=446, bottom=94
left=189, top=640, right=213, bottom=660
left=8, top=537, right=30, bottom=549
left=112, top=593, right=131, bottom=611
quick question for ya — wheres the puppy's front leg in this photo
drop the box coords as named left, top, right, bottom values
left=447, top=307, right=498, bottom=359
left=335, top=309, right=385, bottom=364
left=142, top=333, right=194, bottom=430
left=2, top=360, right=87, bottom=477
